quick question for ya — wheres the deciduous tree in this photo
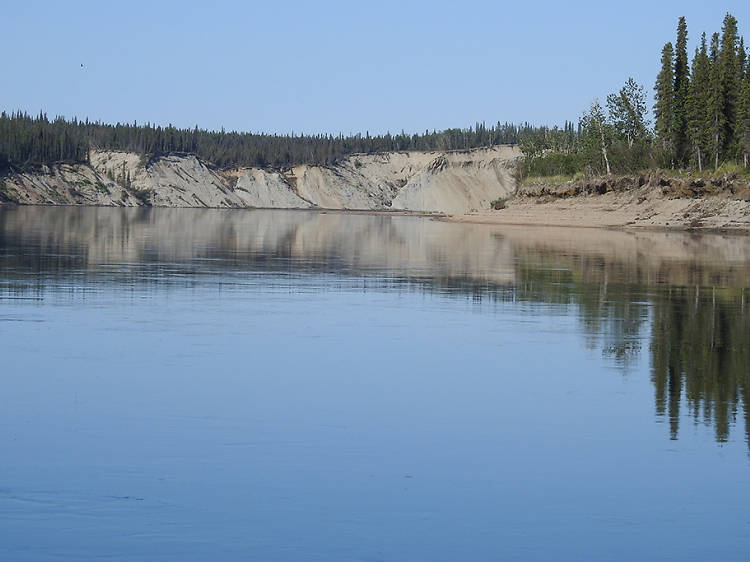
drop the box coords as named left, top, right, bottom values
left=581, top=100, right=612, bottom=175
left=607, top=77, right=649, bottom=149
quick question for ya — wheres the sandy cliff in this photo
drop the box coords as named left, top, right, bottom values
left=6, top=147, right=750, bottom=232
left=392, top=146, right=518, bottom=214
left=0, top=146, right=522, bottom=214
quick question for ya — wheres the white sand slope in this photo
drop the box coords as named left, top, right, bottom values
left=3, top=146, right=522, bottom=213
left=392, top=146, right=520, bottom=214
left=231, top=169, right=312, bottom=208
left=2, top=161, right=137, bottom=206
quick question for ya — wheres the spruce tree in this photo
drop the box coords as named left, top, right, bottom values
left=654, top=42, right=675, bottom=161
left=673, top=17, right=690, bottom=165
left=736, top=39, right=748, bottom=159
left=687, top=35, right=711, bottom=171
left=708, top=33, right=724, bottom=169
left=740, top=64, right=750, bottom=167
left=718, top=13, right=740, bottom=160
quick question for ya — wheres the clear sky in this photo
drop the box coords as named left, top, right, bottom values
left=2, top=1, right=749, bottom=135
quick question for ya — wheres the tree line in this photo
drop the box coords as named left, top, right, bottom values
left=655, top=14, right=750, bottom=170
left=0, top=110, right=547, bottom=171
left=522, top=13, right=750, bottom=178
left=3, top=14, right=748, bottom=178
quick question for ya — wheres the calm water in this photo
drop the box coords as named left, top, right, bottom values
left=2, top=206, right=750, bottom=561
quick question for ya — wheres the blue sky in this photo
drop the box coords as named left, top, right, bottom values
left=2, top=1, right=749, bottom=134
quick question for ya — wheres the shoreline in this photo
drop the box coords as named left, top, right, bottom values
left=441, top=185, right=750, bottom=235
left=0, top=201, right=445, bottom=218
left=3, top=198, right=749, bottom=235
left=4, top=179, right=750, bottom=235
left=440, top=214, right=750, bottom=235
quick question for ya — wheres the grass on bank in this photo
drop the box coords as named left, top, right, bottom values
left=521, top=172, right=585, bottom=186
left=657, top=162, right=750, bottom=180
left=521, top=163, right=750, bottom=186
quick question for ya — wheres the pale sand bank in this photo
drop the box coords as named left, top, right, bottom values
left=444, top=185, right=750, bottom=233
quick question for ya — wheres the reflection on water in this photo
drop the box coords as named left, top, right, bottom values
left=0, top=206, right=518, bottom=289
left=652, top=287, right=750, bottom=443
left=2, top=206, right=750, bottom=560
left=2, top=206, right=750, bottom=449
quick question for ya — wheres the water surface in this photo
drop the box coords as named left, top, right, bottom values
left=2, top=207, right=750, bottom=561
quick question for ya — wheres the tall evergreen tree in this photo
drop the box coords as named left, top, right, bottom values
left=673, top=17, right=690, bottom=165
left=718, top=13, right=741, bottom=159
left=736, top=39, right=748, bottom=158
left=654, top=42, right=675, bottom=160
left=708, top=33, right=724, bottom=169
left=687, top=34, right=712, bottom=171
left=740, top=63, right=750, bottom=167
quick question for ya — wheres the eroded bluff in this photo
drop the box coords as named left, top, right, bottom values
left=0, top=146, right=521, bottom=214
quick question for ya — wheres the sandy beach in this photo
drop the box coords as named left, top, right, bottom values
left=445, top=184, right=750, bottom=233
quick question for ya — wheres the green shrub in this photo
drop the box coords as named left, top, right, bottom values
left=522, top=172, right=584, bottom=186
left=490, top=197, right=507, bottom=210
left=132, top=188, right=153, bottom=206
left=521, top=152, right=587, bottom=178
left=0, top=178, right=17, bottom=202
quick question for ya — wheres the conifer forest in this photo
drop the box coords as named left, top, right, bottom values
left=1, top=13, right=748, bottom=178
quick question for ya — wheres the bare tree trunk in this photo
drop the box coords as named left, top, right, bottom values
left=714, top=124, right=719, bottom=171
left=602, top=144, right=611, bottom=175
left=599, top=123, right=611, bottom=175
left=697, top=146, right=702, bottom=172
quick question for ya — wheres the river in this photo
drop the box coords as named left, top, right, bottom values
left=2, top=206, right=749, bottom=561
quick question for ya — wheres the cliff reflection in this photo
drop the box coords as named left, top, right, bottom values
left=0, top=207, right=518, bottom=292
left=1, top=206, right=749, bottom=448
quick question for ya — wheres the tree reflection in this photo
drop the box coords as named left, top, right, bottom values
left=651, top=287, right=750, bottom=444
left=2, top=206, right=750, bottom=449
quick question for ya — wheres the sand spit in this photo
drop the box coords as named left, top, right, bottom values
left=447, top=177, right=750, bottom=233
left=0, top=146, right=522, bottom=214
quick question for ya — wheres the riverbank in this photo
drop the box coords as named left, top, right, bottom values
left=5, top=153, right=750, bottom=233
left=446, top=174, right=750, bottom=232
left=0, top=146, right=520, bottom=215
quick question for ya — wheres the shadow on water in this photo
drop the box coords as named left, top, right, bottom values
left=1, top=205, right=749, bottom=449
